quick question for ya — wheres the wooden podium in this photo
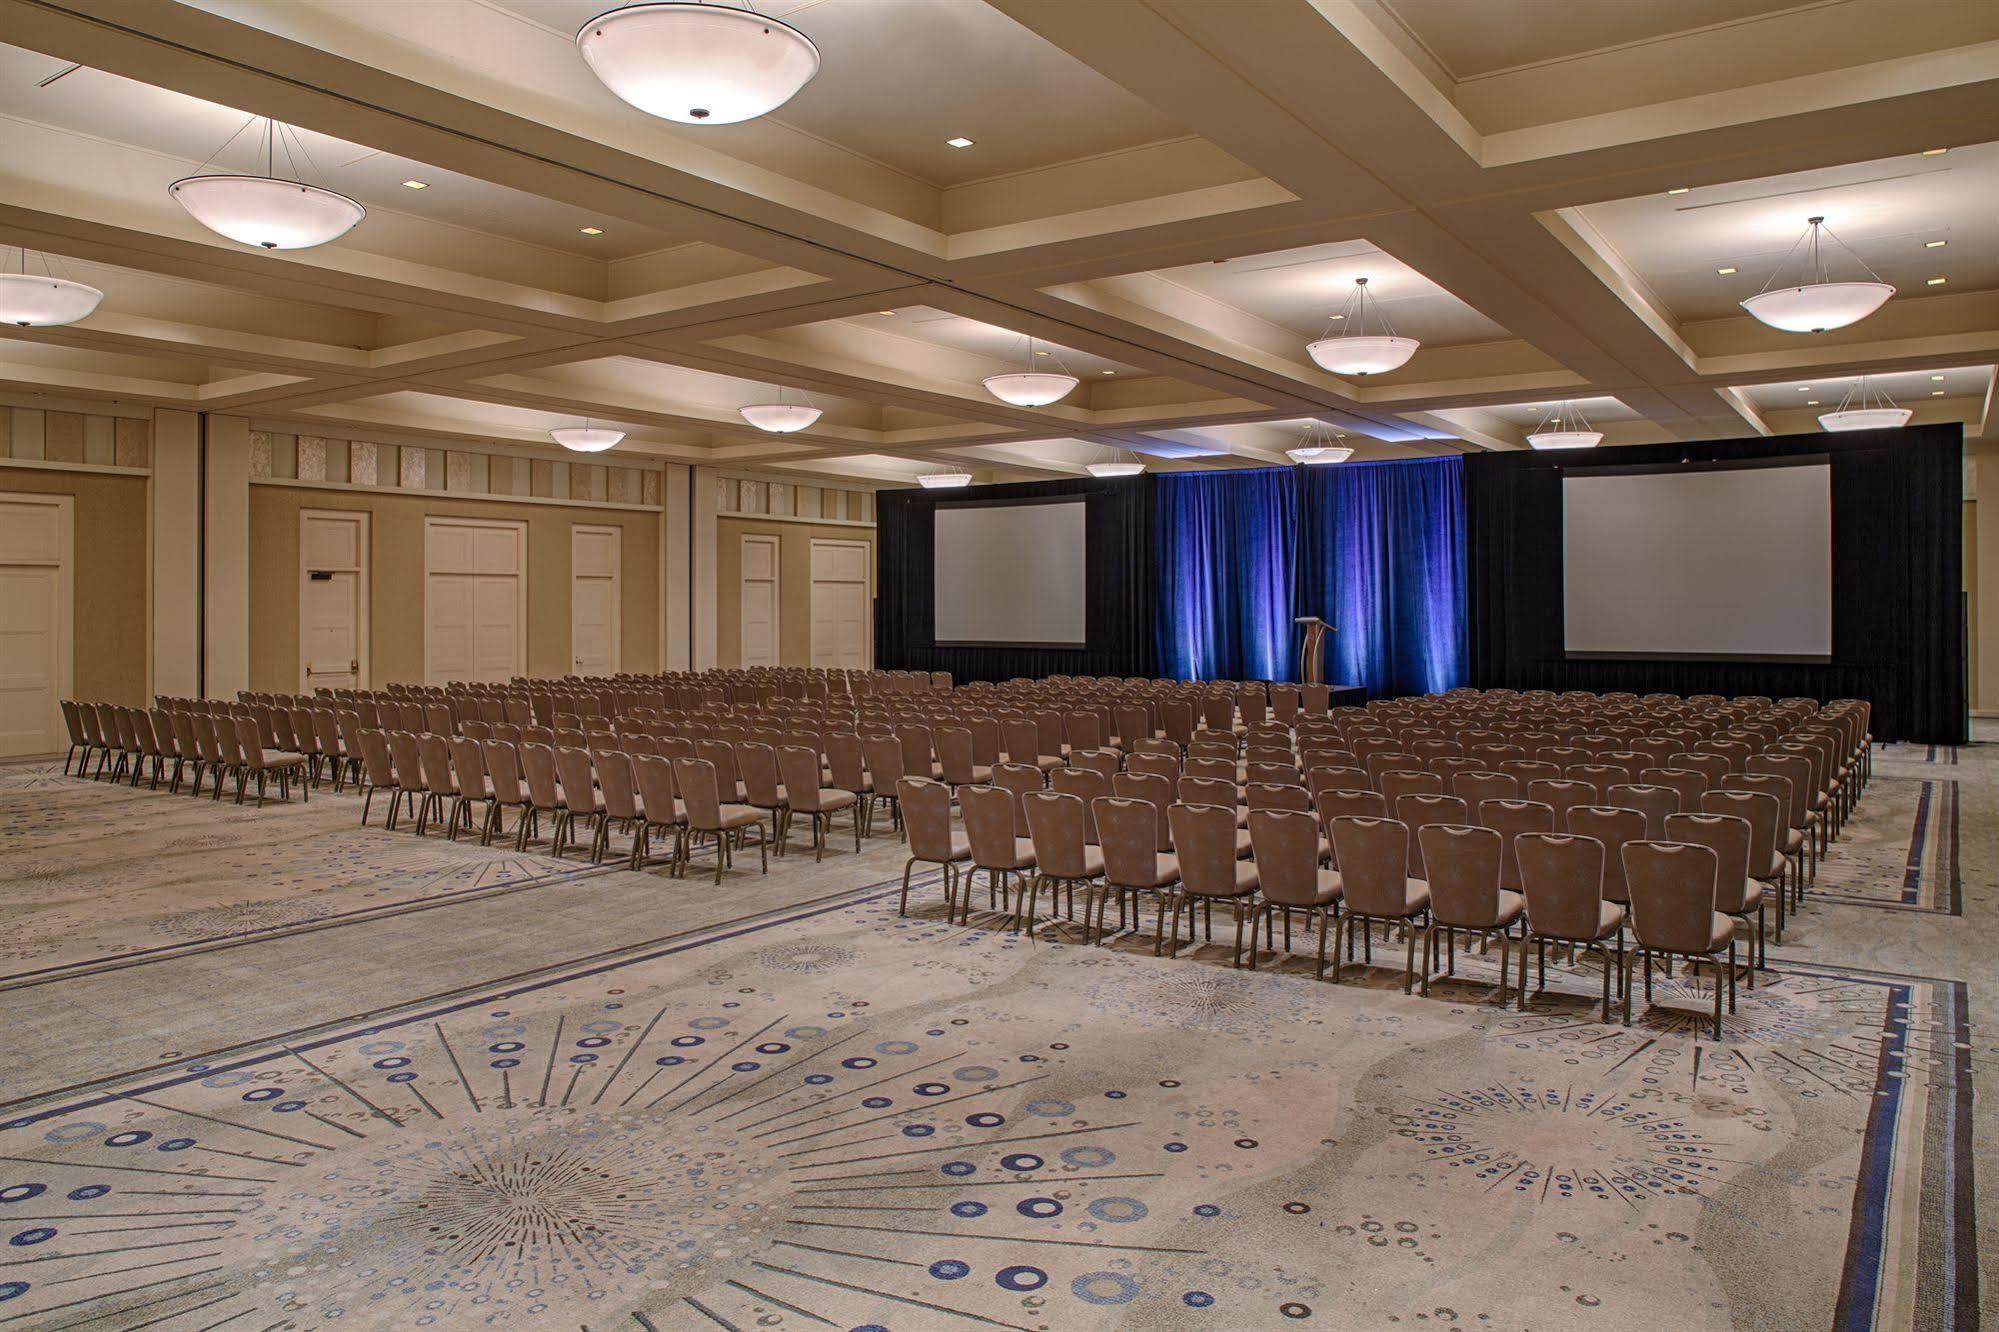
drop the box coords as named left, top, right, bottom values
left=1294, top=617, right=1333, bottom=685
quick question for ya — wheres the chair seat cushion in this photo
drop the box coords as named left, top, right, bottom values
left=812, top=788, right=859, bottom=812
left=1003, top=836, right=1037, bottom=869
left=1783, top=828, right=1804, bottom=854
left=1187, top=861, right=1259, bottom=897
left=1709, top=912, right=1736, bottom=950
left=261, top=748, right=307, bottom=766
left=716, top=804, right=764, bottom=830
left=1120, top=852, right=1179, bottom=888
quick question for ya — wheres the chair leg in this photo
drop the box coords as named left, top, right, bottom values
left=1407, top=920, right=1421, bottom=996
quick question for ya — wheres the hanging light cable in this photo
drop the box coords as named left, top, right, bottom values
left=1740, top=216, right=1894, bottom=333
left=1818, top=376, right=1911, bottom=431
left=170, top=116, right=364, bottom=250
left=0, top=245, right=103, bottom=327
left=1306, top=277, right=1420, bottom=375
left=1526, top=401, right=1603, bottom=450
left=983, top=335, right=1079, bottom=406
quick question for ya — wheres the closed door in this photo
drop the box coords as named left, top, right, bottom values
left=426, top=519, right=525, bottom=684
left=809, top=539, right=870, bottom=670
left=0, top=496, right=70, bottom=758
left=300, top=510, right=368, bottom=691
left=571, top=525, right=621, bottom=675
left=740, top=534, right=779, bottom=667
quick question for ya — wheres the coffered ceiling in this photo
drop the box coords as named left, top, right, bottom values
left=0, top=0, right=1993, bottom=484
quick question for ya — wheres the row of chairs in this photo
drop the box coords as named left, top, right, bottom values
left=61, top=701, right=310, bottom=806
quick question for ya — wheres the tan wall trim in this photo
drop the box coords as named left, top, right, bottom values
left=0, top=457, right=149, bottom=478
left=250, top=474, right=661, bottom=514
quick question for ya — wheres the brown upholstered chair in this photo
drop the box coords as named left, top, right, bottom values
left=1247, top=807, right=1342, bottom=976
left=1166, top=801, right=1259, bottom=965
left=779, top=745, right=859, bottom=862
left=1566, top=805, right=1645, bottom=907
left=1395, top=793, right=1468, bottom=878
left=861, top=734, right=907, bottom=837
left=631, top=753, right=687, bottom=873
left=1094, top=796, right=1180, bottom=948
left=1621, top=840, right=1735, bottom=1038
left=1603, top=783, right=1678, bottom=838
left=1419, top=822, right=1521, bottom=1002
left=1452, top=770, right=1519, bottom=809
left=553, top=745, right=605, bottom=858
left=960, top=782, right=1034, bottom=926
left=1021, top=790, right=1101, bottom=938
left=1524, top=778, right=1596, bottom=832
left=1328, top=816, right=1431, bottom=992
left=1516, top=832, right=1625, bottom=1020
left=677, top=757, right=770, bottom=885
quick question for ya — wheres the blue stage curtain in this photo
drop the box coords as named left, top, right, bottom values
left=1298, top=456, right=1468, bottom=697
left=1155, top=468, right=1299, bottom=681
left=1156, top=457, right=1466, bottom=695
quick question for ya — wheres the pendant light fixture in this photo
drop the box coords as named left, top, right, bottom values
left=917, top=471, right=972, bottom=489
left=739, top=384, right=822, bottom=433
left=1086, top=445, right=1144, bottom=478
left=1306, top=277, right=1419, bottom=376
left=0, top=247, right=103, bottom=327
left=1286, top=421, right=1354, bottom=465
left=1740, top=216, right=1894, bottom=333
left=578, top=2, right=820, bottom=125
left=1526, top=401, right=1603, bottom=450
left=1818, top=377, right=1911, bottom=432
left=983, top=336, right=1079, bottom=407
left=170, top=118, right=364, bottom=250
left=550, top=418, right=626, bottom=452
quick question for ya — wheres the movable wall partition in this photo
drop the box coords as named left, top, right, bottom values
left=1464, top=423, right=1965, bottom=744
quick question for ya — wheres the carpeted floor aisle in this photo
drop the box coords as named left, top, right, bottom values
left=0, top=732, right=1988, bottom=1329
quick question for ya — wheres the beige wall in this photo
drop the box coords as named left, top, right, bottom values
left=248, top=485, right=662, bottom=691
left=716, top=517, right=875, bottom=668
left=1970, top=441, right=1999, bottom=716
left=0, top=468, right=149, bottom=705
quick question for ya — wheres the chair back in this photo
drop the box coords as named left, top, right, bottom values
left=1168, top=801, right=1241, bottom=896
left=1603, top=783, right=1677, bottom=837
left=737, top=742, right=784, bottom=805
left=1022, top=790, right=1091, bottom=879
left=231, top=714, right=263, bottom=766
left=481, top=740, right=525, bottom=803
left=1664, top=812, right=1752, bottom=913
left=1245, top=781, right=1309, bottom=813
left=1642, top=767, right=1708, bottom=812
left=1330, top=816, right=1412, bottom=916
left=1747, top=754, right=1813, bottom=829
left=1452, top=770, right=1519, bottom=808
left=1395, top=793, right=1468, bottom=877
left=1703, top=788, right=1782, bottom=882
left=1177, top=775, right=1237, bottom=814
left=448, top=735, right=487, bottom=792
left=960, top=783, right=1021, bottom=870
left=695, top=739, right=741, bottom=793
left=775, top=746, right=827, bottom=812
left=420, top=734, right=460, bottom=796
left=1050, top=766, right=1111, bottom=842
left=1096, top=796, right=1165, bottom=888
left=1566, top=804, right=1646, bottom=904
left=897, top=724, right=936, bottom=778
left=861, top=735, right=905, bottom=790
left=1622, top=840, right=1720, bottom=954
left=1419, top=823, right=1505, bottom=928
left=1112, top=771, right=1175, bottom=850
left=590, top=749, right=636, bottom=819
left=991, top=763, right=1045, bottom=835
left=1002, top=718, right=1043, bottom=766
left=520, top=743, right=562, bottom=809
left=1248, top=808, right=1323, bottom=907
left=897, top=777, right=956, bottom=862
left=1475, top=798, right=1555, bottom=890
left=936, top=727, right=980, bottom=784
left=672, top=757, right=726, bottom=829
left=1517, top=833, right=1607, bottom=940
left=1524, top=778, right=1596, bottom=831
left=1379, top=769, right=1445, bottom=808
left=633, top=753, right=678, bottom=820
left=390, top=731, right=427, bottom=792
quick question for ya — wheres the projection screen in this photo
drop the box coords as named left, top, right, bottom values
left=1562, top=461, right=1832, bottom=661
left=934, top=499, right=1088, bottom=645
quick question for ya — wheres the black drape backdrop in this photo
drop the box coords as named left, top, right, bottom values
left=1462, top=423, right=1965, bottom=743
left=876, top=476, right=1157, bottom=683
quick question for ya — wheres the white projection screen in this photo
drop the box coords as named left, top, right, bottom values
left=1562, top=462, right=1833, bottom=660
left=934, top=499, right=1088, bottom=645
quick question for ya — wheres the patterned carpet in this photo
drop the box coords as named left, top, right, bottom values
left=0, top=745, right=1982, bottom=1330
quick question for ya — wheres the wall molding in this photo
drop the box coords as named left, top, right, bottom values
left=251, top=475, right=663, bottom=514
left=0, top=456, right=149, bottom=478
left=715, top=509, right=876, bottom=530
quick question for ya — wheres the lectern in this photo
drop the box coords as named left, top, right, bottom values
left=1294, top=616, right=1333, bottom=685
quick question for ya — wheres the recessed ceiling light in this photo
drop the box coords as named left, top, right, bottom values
left=877, top=310, right=895, bottom=316
left=1667, top=187, right=1690, bottom=195
left=1100, top=370, right=1115, bottom=375
left=1927, top=276, right=1947, bottom=285
left=580, top=226, right=604, bottom=235
left=1922, top=147, right=1948, bottom=156
left=402, top=179, right=428, bottom=190
left=945, top=136, right=975, bottom=149
left=1716, top=266, right=1737, bottom=275
left=1932, top=374, right=1945, bottom=381
left=1035, top=350, right=1050, bottom=356
left=1797, top=385, right=1812, bottom=392
left=1925, top=239, right=1947, bottom=248
left=1807, top=400, right=1819, bottom=405
left=1933, top=389, right=1945, bottom=395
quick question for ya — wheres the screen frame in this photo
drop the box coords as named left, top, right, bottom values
left=1559, top=453, right=1834, bottom=665
left=930, top=493, right=1090, bottom=649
